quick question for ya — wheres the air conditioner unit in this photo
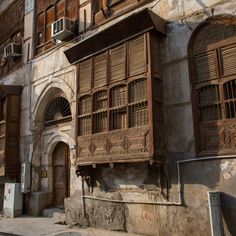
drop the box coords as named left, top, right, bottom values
left=51, top=17, right=75, bottom=41
left=3, top=43, right=21, bottom=58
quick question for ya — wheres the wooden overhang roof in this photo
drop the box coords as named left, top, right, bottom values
left=0, top=85, right=22, bottom=99
left=64, top=8, right=166, bottom=64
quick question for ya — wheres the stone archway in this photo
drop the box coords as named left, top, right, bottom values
left=52, top=141, right=70, bottom=208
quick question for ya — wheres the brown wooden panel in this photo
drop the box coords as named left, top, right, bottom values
left=56, top=0, right=65, bottom=19
left=194, top=50, right=218, bottom=82
left=37, top=12, right=45, bottom=31
left=77, top=126, right=154, bottom=165
left=94, top=52, right=107, bottom=88
left=109, top=44, right=126, bottom=82
left=79, top=59, right=91, bottom=92
left=128, top=35, right=146, bottom=77
left=221, top=44, right=236, bottom=77
left=45, top=6, right=54, bottom=42
left=67, top=1, right=77, bottom=20
left=53, top=142, right=69, bottom=208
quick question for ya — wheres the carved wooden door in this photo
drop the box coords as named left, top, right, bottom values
left=53, top=142, right=70, bottom=208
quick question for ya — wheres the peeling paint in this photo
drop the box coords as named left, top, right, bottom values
left=220, top=161, right=236, bottom=180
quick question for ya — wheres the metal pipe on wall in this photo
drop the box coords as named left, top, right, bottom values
left=82, top=154, right=236, bottom=206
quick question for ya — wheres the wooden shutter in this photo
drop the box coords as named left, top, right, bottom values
left=56, top=0, right=65, bottom=19
left=221, top=44, right=236, bottom=77
left=67, top=0, right=77, bottom=19
left=94, top=52, right=107, bottom=88
left=109, top=44, right=126, bottom=82
left=45, top=6, right=54, bottom=42
left=128, top=35, right=146, bottom=77
left=194, top=51, right=218, bottom=82
left=79, top=59, right=91, bottom=92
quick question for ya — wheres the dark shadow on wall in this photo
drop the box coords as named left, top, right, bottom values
left=221, top=192, right=236, bottom=235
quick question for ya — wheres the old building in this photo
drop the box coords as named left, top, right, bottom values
left=0, top=0, right=236, bottom=235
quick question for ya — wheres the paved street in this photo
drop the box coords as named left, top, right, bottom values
left=0, top=215, right=142, bottom=236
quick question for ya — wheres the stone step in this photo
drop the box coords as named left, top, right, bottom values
left=42, top=207, right=65, bottom=218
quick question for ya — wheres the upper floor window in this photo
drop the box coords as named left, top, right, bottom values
left=189, top=15, right=236, bottom=155
left=78, top=34, right=149, bottom=136
left=78, top=78, right=148, bottom=136
left=35, top=0, right=78, bottom=55
left=44, top=97, right=72, bottom=127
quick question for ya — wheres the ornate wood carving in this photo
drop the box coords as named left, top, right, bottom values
left=199, top=120, right=236, bottom=155
left=190, top=15, right=236, bottom=156
left=76, top=30, right=165, bottom=166
left=77, top=127, right=152, bottom=165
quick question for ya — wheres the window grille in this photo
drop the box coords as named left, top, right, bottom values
left=128, top=78, right=148, bottom=127
left=197, top=85, right=221, bottom=122
left=110, top=85, right=127, bottom=130
left=93, top=91, right=108, bottom=133
left=93, top=90, right=107, bottom=111
left=109, top=44, right=126, bottom=82
left=93, top=112, right=107, bottom=133
left=224, top=79, right=236, bottom=119
left=44, top=97, right=72, bottom=127
left=79, top=96, right=92, bottom=136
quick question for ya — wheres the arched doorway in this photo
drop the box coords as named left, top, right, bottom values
left=52, top=142, right=70, bottom=208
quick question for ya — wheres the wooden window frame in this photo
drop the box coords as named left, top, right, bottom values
left=78, top=34, right=149, bottom=136
left=189, top=16, right=236, bottom=155
left=35, top=0, right=79, bottom=55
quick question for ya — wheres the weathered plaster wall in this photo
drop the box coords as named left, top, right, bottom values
left=66, top=1, right=236, bottom=236
left=1, top=0, right=236, bottom=235
left=29, top=45, right=77, bottom=204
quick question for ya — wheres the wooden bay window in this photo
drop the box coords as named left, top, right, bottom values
left=189, top=16, right=236, bottom=155
left=64, top=9, right=167, bottom=165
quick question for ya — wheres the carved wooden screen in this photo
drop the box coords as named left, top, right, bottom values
left=35, top=0, right=78, bottom=55
left=0, top=86, right=22, bottom=178
left=128, top=78, right=148, bottom=127
left=110, top=85, right=127, bottom=130
left=189, top=16, right=236, bottom=155
left=77, top=32, right=164, bottom=165
left=0, top=0, right=24, bottom=78
left=93, top=90, right=108, bottom=133
left=79, top=95, right=92, bottom=136
left=78, top=34, right=148, bottom=136
left=109, top=44, right=126, bottom=82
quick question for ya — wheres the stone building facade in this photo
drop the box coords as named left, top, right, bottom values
left=0, top=0, right=236, bottom=235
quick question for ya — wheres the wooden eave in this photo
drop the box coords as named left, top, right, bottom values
left=64, top=8, right=166, bottom=64
left=0, top=85, right=22, bottom=99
